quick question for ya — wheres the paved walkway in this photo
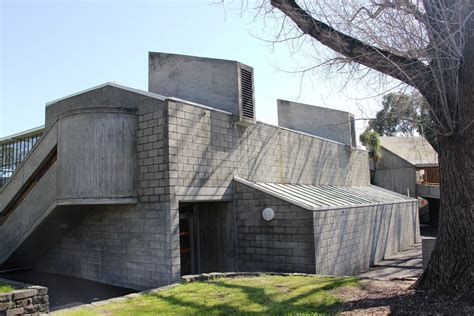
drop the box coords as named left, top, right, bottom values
left=358, top=243, right=423, bottom=280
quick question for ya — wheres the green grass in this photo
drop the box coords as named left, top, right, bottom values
left=58, top=275, right=358, bottom=316
left=0, top=284, right=14, bottom=293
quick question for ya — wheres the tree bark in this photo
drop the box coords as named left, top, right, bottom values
left=416, top=130, right=474, bottom=299
left=270, top=0, right=474, bottom=299
left=417, top=8, right=474, bottom=297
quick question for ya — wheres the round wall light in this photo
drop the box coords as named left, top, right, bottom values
left=262, top=207, right=275, bottom=221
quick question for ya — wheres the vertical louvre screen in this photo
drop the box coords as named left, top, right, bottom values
left=240, top=68, right=254, bottom=119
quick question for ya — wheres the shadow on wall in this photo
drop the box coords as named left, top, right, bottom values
left=313, top=203, right=418, bottom=276
left=173, top=104, right=367, bottom=196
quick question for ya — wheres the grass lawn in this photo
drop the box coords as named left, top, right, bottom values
left=58, top=275, right=358, bottom=316
left=0, top=284, right=14, bottom=293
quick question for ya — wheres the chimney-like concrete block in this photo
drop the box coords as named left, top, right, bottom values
left=148, top=52, right=255, bottom=124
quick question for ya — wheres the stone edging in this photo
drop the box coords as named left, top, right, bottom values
left=180, top=271, right=342, bottom=282
left=0, top=277, right=49, bottom=316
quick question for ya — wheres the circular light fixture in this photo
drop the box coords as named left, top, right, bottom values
left=262, top=207, right=275, bottom=221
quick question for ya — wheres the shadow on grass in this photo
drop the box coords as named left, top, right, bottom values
left=335, top=286, right=473, bottom=315
left=147, top=277, right=356, bottom=315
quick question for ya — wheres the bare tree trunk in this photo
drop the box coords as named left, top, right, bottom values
left=417, top=10, right=474, bottom=298
left=416, top=128, right=474, bottom=299
left=418, top=19, right=474, bottom=295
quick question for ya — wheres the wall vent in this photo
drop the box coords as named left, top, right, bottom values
left=240, top=69, right=254, bottom=119
left=237, top=64, right=256, bottom=125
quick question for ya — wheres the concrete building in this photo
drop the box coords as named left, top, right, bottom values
left=374, top=136, right=439, bottom=224
left=0, top=52, right=419, bottom=290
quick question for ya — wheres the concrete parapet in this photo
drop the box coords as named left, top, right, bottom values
left=422, top=237, right=436, bottom=270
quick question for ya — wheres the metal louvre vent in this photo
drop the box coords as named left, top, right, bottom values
left=240, top=68, right=254, bottom=119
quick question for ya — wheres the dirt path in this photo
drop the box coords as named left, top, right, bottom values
left=333, top=279, right=473, bottom=315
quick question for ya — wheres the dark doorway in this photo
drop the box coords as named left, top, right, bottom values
left=178, top=201, right=235, bottom=276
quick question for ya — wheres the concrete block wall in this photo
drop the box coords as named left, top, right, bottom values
left=235, top=181, right=419, bottom=276
left=234, top=182, right=315, bottom=273
left=167, top=100, right=370, bottom=190
left=36, top=91, right=180, bottom=290
left=313, top=201, right=419, bottom=276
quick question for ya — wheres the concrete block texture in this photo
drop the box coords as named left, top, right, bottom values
left=167, top=100, right=370, bottom=189
left=235, top=182, right=419, bottom=276
left=234, top=182, right=316, bottom=273
left=34, top=97, right=177, bottom=290
left=313, top=202, right=419, bottom=276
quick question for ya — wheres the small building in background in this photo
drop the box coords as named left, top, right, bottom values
left=374, top=136, right=439, bottom=225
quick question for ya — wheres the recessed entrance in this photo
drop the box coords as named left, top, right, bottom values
left=179, top=201, right=235, bottom=276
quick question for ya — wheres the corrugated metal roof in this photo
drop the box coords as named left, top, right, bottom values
left=234, top=177, right=415, bottom=211
left=380, top=137, right=438, bottom=167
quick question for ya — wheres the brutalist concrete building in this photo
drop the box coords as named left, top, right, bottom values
left=0, top=53, right=420, bottom=290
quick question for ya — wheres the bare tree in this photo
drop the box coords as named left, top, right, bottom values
left=259, top=0, right=473, bottom=298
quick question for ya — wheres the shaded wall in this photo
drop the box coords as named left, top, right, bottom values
left=374, top=149, right=416, bottom=196
left=36, top=87, right=177, bottom=290
left=195, top=202, right=235, bottom=273
left=313, top=202, right=420, bottom=275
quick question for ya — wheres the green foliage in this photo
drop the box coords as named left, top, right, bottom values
left=359, top=130, right=382, bottom=164
left=359, top=130, right=382, bottom=183
left=370, top=92, right=436, bottom=147
left=0, top=284, right=14, bottom=293
left=57, top=276, right=358, bottom=316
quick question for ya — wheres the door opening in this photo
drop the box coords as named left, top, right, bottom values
left=178, top=201, right=235, bottom=276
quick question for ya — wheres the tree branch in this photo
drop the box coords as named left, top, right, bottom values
left=270, top=0, right=430, bottom=92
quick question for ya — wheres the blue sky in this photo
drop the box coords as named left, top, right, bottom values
left=1, top=0, right=383, bottom=137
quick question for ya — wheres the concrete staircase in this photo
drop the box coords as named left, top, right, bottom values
left=0, top=124, right=59, bottom=267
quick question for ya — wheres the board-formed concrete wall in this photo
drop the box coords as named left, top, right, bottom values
left=34, top=87, right=179, bottom=290
left=57, top=109, right=137, bottom=200
left=234, top=181, right=419, bottom=276
left=148, top=52, right=241, bottom=116
left=277, top=100, right=355, bottom=146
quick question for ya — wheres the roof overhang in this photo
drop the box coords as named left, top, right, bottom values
left=234, top=176, right=416, bottom=211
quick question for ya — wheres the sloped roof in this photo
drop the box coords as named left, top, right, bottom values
left=234, top=177, right=415, bottom=211
left=380, top=137, right=438, bottom=167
